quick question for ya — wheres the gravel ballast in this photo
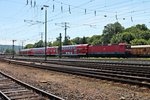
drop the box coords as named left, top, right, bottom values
left=0, top=61, right=150, bottom=100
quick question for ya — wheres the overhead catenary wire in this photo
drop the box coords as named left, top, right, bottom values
left=1, top=0, right=150, bottom=45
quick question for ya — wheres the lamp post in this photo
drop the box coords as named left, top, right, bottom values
left=59, top=33, right=62, bottom=58
left=41, top=5, right=49, bottom=61
left=12, top=40, right=16, bottom=59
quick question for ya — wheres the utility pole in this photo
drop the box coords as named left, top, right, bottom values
left=40, top=32, right=44, bottom=41
left=64, top=22, right=69, bottom=45
left=55, top=22, right=69, bottom=45
left=59, top=33, right=62, bottom=58
left=41, top=5, right=49, bottom=61
left=22, top=41, right=24, bottom=49
left=21, top=40, right=26, bottom=49
left=12, top=40, right=16, bottom=59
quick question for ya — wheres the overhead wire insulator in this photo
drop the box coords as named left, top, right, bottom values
left=61, top=2, right=63, bottom=13
left=69, top=5, right=71, bottom=14
left=52, top=0, right=55, bottom=12
left=94, top=11, right=96, bottom=16
left=34, top=0, right=36, bottom=7
left=131, top=16, right=133, bottom=22
left=26, top=0, right=28, bottom=5
left=85, top=9, right=86, bottom=15
left=115, top=12, right=118, bottom=21
left=30, top=0, right=32, bottom=7
left=115, top=15, right=118, bottom=20
left=53, top=4, right=55, bottom=12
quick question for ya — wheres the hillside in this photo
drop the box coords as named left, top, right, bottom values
left=0, top=45, right=22, bottom=53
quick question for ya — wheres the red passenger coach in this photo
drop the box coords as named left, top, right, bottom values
left=88, top=43, right=130, bottom=57
left=61, top=44, right=88, bottom=56
left=31, top=48, right=45, bottom=56
left=47, top=47, right=58, bottom=56
left=19, top=48, right=34, bottom=56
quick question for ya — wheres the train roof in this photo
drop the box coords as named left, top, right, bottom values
left=32, top=47, right=45, bottom=49
left=20, top=49, right=31, bottom=51
left=20, top=44, right=89, bottom=51
left=62, top=44, right=89, bottom=47
left=131, top=45, right=150, bottom=48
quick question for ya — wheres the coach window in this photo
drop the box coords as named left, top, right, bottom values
left=78, top=48, right=81, bottom=52
left=56, top=49, right=58, bottom=53
left=74, top=49, right=77, bottom=54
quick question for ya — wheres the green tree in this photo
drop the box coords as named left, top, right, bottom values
left=63, top=36, right=72, bottom=45
left=52, top=41, right=59, bottom=46
left=71, top=36, right=89, bottom=44
left=48, top=42, right=52, bottom=47
left=52, top=37, right=61, bottom=46
left=5, top=49, right=15, bottom=54
left=135, top=24, right=148, bottom=31
left=147, top=39, right=150, bottom=45
left=110, top=24, right=150, bottom=45
left=101, top=33, right=113, bottom=44
left=33, top=40, right=44, bottom=48
left=121, top=32, right=135, bottom=43
left=5, top=49, right=11, bottom=54
left=139, top=31, right=150, bottom=40
left=80, top=36, right=89, bottom=44
left=125, top=24, right=149, bottom=39
left=87, top=35, right=102, bottom=45
left=130, top=39, right=148, bottom=45
left=111, top=32, right=135, bottom=44
left=103, top=22, right=124, bottom=35
left=24, top=44, right=33, bottom=49
left=110, top=34, right=122, bottom=44
left=71, top=37, right=82, bottom=44
left=102, top=22, right=124, bottom=44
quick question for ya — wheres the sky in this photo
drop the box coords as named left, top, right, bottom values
left=0, top=0, right=150, bottom=46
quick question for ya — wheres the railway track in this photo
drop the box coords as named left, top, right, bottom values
left=13, top=57, right=150, bottom=67
left=0, top=70, right=64, bottom=100
left=13, top=58, right=150, bottom=77
left=2, top=58, right=150, bottom=88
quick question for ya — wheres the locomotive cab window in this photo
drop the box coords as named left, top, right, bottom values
left=126, top=45, right=131, bottom=49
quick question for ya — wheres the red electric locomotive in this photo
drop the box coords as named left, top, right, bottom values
left=88, top=43, right=130, bottom=57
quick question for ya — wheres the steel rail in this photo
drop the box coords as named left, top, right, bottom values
left=11, top=58, right=150, bottom=77
left=0, top=91, right=10, bottom=100
left=0, top=71, right=64, bottom=100
left=11, top=57, right=150, bottom=66
left=3, top=58, right=150, bottom=88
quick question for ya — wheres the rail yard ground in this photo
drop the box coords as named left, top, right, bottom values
left=0, top=61, right=150, bottom=100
